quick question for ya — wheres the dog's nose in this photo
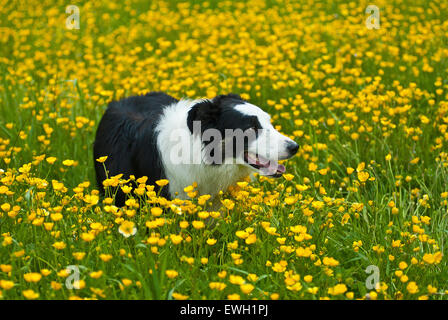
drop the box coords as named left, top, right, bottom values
left=286, top=141, right=299, bottom=155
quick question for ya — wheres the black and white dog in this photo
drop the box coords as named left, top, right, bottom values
left=94, top=92, right=298, bottom=206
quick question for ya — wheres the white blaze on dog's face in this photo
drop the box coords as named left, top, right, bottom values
left=234, top=103, right=299, bottom=177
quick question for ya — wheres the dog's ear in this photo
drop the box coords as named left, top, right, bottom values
left=187, top=99, right=221, bottom=134
left=212, top=93, right=244, bottom=104
left=187, top=94, right=245, bottom=134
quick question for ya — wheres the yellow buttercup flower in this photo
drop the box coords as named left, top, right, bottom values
left=172, top=292, right=189, bottom=300
left=73, top=252, right=86, bottom=260
left=46, top=157, right=57, bottom=164
left=328, top=284, right=347, bottom=296
left=0, top=264, right=12, bottom=273
left=24, top=272, right=42, bottom=283
left=229, top=275, right=245, bottom=285
left=165, top=270, right=179, bottom=279
left=209, top=282, right=227, bottom=291
left=96, top=156, right=108, bottom=163
left=62, top=159, right=75, bottom=166
left=99, top=254, right=113, bottom=262
left=151, top=207, right=163, bottom=217
left=206, top=238, right=217, bottom=245
left=240, top=283, right=254, bottom=294
left=118, top=220, right=137, bottom=238
left=90, top=270, right=103, bottom=279
left=192, top=220, right=205, bottom=229
left=40, top=269, right=52, bottom=276
left=52, top=241, right=66, bottom=250
left=81, top=232, right=95, bottom=242
left=407, top=282, right=419, bottom=294
left=22, top=289, right=39, bottom=300
left=155, top=179, right=169, bottom=187
left=0, top=280, right=14, bottom=290
left=245, top=233, right=257, bottom=245
left=322, top=257, right=339, bottom=267
left=357, top=171, right=370, bottom=182
left=170, top=234, right=183, bottom=245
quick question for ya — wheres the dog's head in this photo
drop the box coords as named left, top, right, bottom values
left=187, top=94, right=298, bottom=177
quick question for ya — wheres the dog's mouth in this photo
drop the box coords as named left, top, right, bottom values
left=243, top=151, right=285, bottom=177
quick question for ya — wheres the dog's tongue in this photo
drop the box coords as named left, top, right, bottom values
left=246, top=153, right=286, bottom=176
left=260, top=161, right=285, bottom=176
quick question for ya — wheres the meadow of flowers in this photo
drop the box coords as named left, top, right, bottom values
left=0, top=0, right=447, bottom=300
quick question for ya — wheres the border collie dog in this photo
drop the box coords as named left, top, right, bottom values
left=94, top=92, right=299, bottom=206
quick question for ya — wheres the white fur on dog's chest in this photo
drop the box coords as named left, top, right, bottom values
left=165, top=163, right=252, bottom=199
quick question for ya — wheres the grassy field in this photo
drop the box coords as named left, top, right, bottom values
left=0, top=0, right=447, bottom=300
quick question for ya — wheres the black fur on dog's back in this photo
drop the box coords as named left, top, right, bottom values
left=93, top=92, right=177, bottom=206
